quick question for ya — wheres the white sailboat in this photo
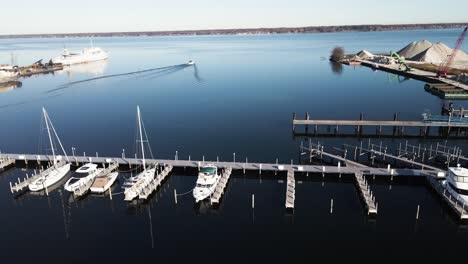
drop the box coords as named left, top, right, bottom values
left=29, top=108, right=71, bottom=192
left=123, top=106, right=156, bottom=201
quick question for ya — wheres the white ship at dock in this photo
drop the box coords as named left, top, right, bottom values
left=52, top=47, right=109, bottom=65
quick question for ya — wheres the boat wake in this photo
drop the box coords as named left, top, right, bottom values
left=47, top=62, right=193, bottom=93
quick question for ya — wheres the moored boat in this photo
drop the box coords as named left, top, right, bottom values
left=64, top=163, right=100, bottom=192
left=193, top=164, right=221, bottom=202
left=52, top=47, right=109, bottom=65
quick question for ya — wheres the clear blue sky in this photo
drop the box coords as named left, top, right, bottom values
left=3, top=0, right=467, bottom=35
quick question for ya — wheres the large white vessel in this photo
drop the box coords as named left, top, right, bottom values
left=0, top=67, right=19, bottom=83
left=193, top=164, right=221, bottom=202
left=52, top=47, right=109, bottom=65
left=29, top=108, right=71, bottom=192
left=64, top=163, right=100, bottom=192
left=447, top=165, right=468, bottom=192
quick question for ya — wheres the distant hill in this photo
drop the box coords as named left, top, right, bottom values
left=0, top=23, right=466, bottom=39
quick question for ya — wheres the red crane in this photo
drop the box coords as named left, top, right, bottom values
left=437, top=26, right=467, bottom=78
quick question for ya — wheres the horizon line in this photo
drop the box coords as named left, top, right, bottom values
left=1, top=22, right=466, bottom=38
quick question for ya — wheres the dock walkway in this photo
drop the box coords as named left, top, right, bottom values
left=10, top=160, right=67, bottom=193
left=354, top=172, right=378, bottom=215
left=139, top=165, right=173, bottom=200
left=74, top=162, right=119, bottom=197
left=211, top=167, right=233, bottom=204
left=0, top=156, right=15, bottom=172
left=285, top=170, right=295, bottom=209
left=3, top=153, right=438, bottom=178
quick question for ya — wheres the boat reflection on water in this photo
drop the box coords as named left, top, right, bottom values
left=193, top=199, right=221, bottom=216
left=0, top=81, right=22, bottom=93
left=58, top=59, right=108, bottom=80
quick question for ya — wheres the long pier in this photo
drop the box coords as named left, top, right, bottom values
left=2, top=153, right=440, bottom=178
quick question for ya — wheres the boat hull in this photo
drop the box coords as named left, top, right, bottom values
left=29, top=163, right=71, bottom=192
left=193, top=175, right=221, bottom=202
left=90, top=172, right=119, bottom=193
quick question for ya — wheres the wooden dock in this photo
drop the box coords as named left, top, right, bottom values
left=354, top=172, right=377, bottom=215
left=139, top=165, right=173, bottom=200
left=285, top=170, right=295, bottom=209
left=3, top=153, right=439, bottom=179
left=293, top=118, right=468, bottom=128
left=10, top=160, right=67, bottom=194
left=211, top=167, right=232, bottom=204
left=0, top=156, right=15, bottom=172
left=74, top=162, right=119, bottom=197
left=425, top=83, right=468, bottom=99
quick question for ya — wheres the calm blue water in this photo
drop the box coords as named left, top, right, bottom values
left=1, top=29, right=468, bottom=261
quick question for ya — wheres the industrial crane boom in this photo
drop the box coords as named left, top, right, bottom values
left=437, top=26, right=467, bottom=78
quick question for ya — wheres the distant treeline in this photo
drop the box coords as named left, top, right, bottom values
left=1, top=23, right=466, bottom=39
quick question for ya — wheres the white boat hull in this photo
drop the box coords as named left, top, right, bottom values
left=193, top=175, right=221, bottom=202
left=29, top=163, right=71, bottom=192
left=447, top=176, right=468, bottom=191
left=64, top=168, right=101, bottom=192
left=90, top=172, right=119, bottom=193
left=52, top=48, right=109, bottom=65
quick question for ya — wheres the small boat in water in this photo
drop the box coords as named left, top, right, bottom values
left=90, top=171, right=119, bottom=194
left=64, top=163, right=100, bottom=192
left=52, top=47, right=109, bottom=65
left=193, top=164, right=221, bottom=202
left=187, top=60, right=195, bottom=65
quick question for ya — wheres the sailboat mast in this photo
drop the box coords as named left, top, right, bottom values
left=43, top=108, right=56, bottom=164
left=137, top=106, right=146, bottom=168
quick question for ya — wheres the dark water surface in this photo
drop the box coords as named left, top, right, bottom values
left=1, top=29, right=468, bottom=261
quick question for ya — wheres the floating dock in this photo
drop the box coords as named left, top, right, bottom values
left=211, top=167, right=233, bottom=204
left=285, top=170, right=295, bottom=209
left=354, top=172, right=377, bottom=215
left=3, top=153, right=439, bottom=178
left=75, top=162, right=119, bottom=197
left=139, top=164, right=173, bottom=200
left=424, top=83, right=468, bottom=99
left=10, top=160, right=67, bottom=194
left=0, top=156, right=15, bottom=172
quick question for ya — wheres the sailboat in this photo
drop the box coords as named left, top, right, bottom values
left=123, top=106, right=157, bottom=201
left=29, top=108, right=71, bottom=192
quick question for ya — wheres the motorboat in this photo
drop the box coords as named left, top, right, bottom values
left=52, top=47, right=109, bottom=65
left=90, top=163, right=119, bottom=194
left=64, top=163, right=100, bottom=192
left=446, top=165, right=468, bottom=193
left=187, top=60, right=195, bottom=65
left=193, top=164, right=221, bottom=202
